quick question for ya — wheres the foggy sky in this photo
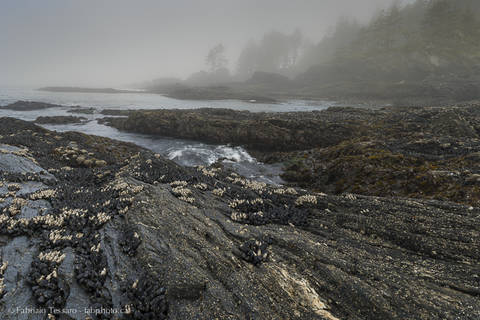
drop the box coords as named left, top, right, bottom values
left=0, top=0, right=406, bottom=87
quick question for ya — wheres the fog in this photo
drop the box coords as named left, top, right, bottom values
left=0, top=0, right=408, bottom=87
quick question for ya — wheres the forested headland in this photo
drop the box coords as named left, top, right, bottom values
left=141, top=0, right=480, bottom=104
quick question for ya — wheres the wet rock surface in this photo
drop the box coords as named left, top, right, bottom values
left=34, top=116, right=88, bottom=125
left=99, top=108, right=368, bottom=152
left=99, top=110, right=133, bottom=116
left=280, top=104, right=480, bottom=206
left=0, top=117, right=477, bottom=319
left=67, top=108, right=96, bottom=115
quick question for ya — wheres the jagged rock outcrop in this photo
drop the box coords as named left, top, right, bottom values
left=281, top=104, right=480, bottom=206
left=101, top=104, right=480, bottom=206
left=99, top=108, right=370, bottom=152
left=0, top=117, right=478, bottom=319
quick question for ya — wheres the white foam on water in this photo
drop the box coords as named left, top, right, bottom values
left=214, top=145, right=255, bottom=163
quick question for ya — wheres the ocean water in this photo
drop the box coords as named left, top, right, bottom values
left=0, top=86, right=333, bottom=184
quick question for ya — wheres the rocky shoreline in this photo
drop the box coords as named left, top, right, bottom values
left=101, top=103, right=480, bottom=206
left=0, top=116, right=477, bottom=319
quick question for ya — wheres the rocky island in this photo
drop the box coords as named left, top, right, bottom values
left=0, top=110, right=477, bottom=319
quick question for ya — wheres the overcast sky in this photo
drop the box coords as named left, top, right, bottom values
left=0, top=0, right=407, bottom=87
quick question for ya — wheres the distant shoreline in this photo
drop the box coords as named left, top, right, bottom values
left=38, top=86, right=143, bottom=94
left=38, top=85, right=282, bottom=104
left=36, top=84, right=462, bottom=108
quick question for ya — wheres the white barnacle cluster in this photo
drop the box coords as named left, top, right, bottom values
left=273, top=187, right=298, bottom=195
left=32, top=214, right=65, bottom=228
left=179, top=195, right=195, bottom=204
left=55, top=146, right=107, bottom=167
left=60, top=166, right=73, bottom=171
left=7, top=183, right=21, bottom=191
left=54, top=146, right=77, bottom=160
left=46, top=269, right=58, bottom=281
left=232, top=210, right=263, bottom=222
left=170, top=181, right=195, bottom=203
left=225, top=172, right=239, bottom=182
left=193, top=183, right=208, bottom=191
left=38, top=250, right=66, bottom=264
left=229, top=199, right=246, bottom=209
left=49, top=229, right=73, bottom=243
left=30, top=189, right=57, bottom=200
left=5, top=198, right=28, bottom=216
left=197, top=165, right=221, bottom=178
left=232, top=178, right=267, bottom=193
left=117, top=184, right=144, bottom=197
left=229, top=198, right=263, bottom=208
left=118, top=206, right=129, bottom=215
left=172, top=186, right=195, bottom=204
left=171, top=186, right=192, bottom=197
left=0, top=147, right=38, bottom=164
left=0, top=261, right=8, bottom=296
left=253, top=240, right=268, bottom=260
left=90, top=243, right=101, bottom=253
left=130, top=185, right=144, bottom=194
left=5, top=191, right=16, bottom=198
left=253, top=211, right=264, bottom=218
left=91, top=212, right=111, bottom=224
left=31, top=208, right=85, bottom=229
left=245, top=180, right=267, bottom=192
left=231, top=211, right=248, bottom=222
left=344, top=193, right=357, bottom=201
left=212, top=187, right=226, bottom=197
left=37, top=269, right=58, bottom=284
left=102, top=179, right=140, bottom=214
left=231, top=178, right=246, bottom=186
left=170, top=180, right=188, bottom=187
left=250, top=198, right=264, bottom=205
left=62, top=208, right=87, bottom=218
left=0, top=214, right=9, bottom=224
left=111, top=181, right=129, bottom=192
left=4, top=217, right=29, bottom=231
left=132, top=279, right=139, bottom=289
left=295, top=194, right=318, bottom=206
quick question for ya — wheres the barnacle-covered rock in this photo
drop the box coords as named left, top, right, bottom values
left=0, top=117, right=477, bottom=320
